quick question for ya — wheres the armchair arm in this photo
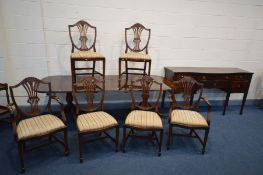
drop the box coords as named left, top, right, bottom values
left=200, top=97, right=212, bottom=125
left=51, top=96, right=67, bottom=123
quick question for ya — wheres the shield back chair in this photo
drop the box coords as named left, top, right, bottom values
left=72, top=77, right=119, bottom=163
left=69, top=20, right=105, bottom=84
left=0, top=83, right=13, bottom=123
left=123, top=75, right=163, bottom=156
left=167, top=76, right=211, bottom=154
left=9, top=77, right=69, bottom=173
left=118, top=23, right=151, bottom=89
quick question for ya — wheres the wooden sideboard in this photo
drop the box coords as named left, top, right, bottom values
left=162, top=67, right=253, bottom=115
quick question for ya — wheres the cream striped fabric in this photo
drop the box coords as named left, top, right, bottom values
left=71, top=51, right=104, bottom=59
left=125, top=110, right=163, bottom=129
left=17, top=114, right=66, bottom=141
left=171, top=110, right=208, bottom=127
left=77, top=111, right=118, bottom=133
left=120, top=52, right=151, bottom=60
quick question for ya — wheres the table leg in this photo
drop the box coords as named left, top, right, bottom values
left=240, top=92, right=248, bottom=115
left=223, top=92, right=230, bottom=115
left=66, top=92, right=73, bottom=106
left=161, top=90, right=166, bottom=108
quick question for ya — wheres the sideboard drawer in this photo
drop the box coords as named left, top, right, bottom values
left=233, top=74, right=251, bottom=81
left=199, top=80, right=229, bottom=89
left=174, top=73, right=194, bottom=80
left=231, top=81, right=250, bottom=92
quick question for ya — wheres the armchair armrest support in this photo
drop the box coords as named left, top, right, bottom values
left=51, top=96, right=67, bottom=124
left=200, top=97, right=211, bottom=125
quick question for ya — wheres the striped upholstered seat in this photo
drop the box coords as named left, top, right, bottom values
left=171, top=110, right=208, bottom=128
left=17, top=114, right=66, bottom=141
left=77, top=111, right=118, bottom=133
left=125, top=110, right=163, bottom=129
left=71, top=51, right=104, bottom=59
left=120, top=52, right=151, bottom=60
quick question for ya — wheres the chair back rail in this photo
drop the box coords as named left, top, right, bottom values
left=129, top=75, right=162, bottom=112
left=72, top=77, right=105, bottom=117
left=125, top=23, right=151, bottom=54
left=68, top=20, right=97, bottom=53
left=9, top=77, right=52, bottom=122
left=169, top=76, right=203, bottom=111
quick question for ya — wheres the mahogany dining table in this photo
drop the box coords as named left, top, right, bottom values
left=39, top=75, right=171, bottom=108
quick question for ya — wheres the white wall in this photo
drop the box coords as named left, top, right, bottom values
left=1, top=0, right=263, bottom=101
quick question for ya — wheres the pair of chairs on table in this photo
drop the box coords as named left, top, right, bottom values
left=69, top=20, right=151, bottom=89
left=8, top=75, right=211, bottom=173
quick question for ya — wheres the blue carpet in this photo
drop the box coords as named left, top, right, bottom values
left=1, top=105, right=263, bottom=175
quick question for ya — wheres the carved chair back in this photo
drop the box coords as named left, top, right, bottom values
left=68, top=20, right=97, bottom=53
left=9, top=77, right=52, bottom=122
left=72, top=77, right=105, bottom=116
left=125, top=23, right=151, bottom=54
left=129, top=75, right=162, bottom=112
left=170, top=76, right=203, bottom=111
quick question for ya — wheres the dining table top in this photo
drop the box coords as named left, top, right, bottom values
left=39, top=75, right=171, bottom=93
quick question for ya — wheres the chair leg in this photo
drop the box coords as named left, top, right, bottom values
left=102, top=59, right=105, bottom=80
left=143, top=61, right=147, bottom=75
left=202, top=129, right=209, bottom=154
left=148, top=60, right=151, bottom=76
left=125, top=60, right=128, bottom=82
left=78, top=134, right=84, bottom=163
left=18, top=142, right=25, bottom=174
left=158, top=130, right=163, bottom=156
left=92, top=60, right=96, bottom=77
left=119, top=59, right=122, bottom=80
left=122, top=126, right=126, bottom=153
left=71, top=59, right=76, bottom=84
left=64, top=129, right=69, bottom=156
left=115, top=126, right=119, bottom=152
left=167, top=125, right=172, bottom=150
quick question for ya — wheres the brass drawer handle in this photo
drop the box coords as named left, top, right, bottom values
left=202, top=76, right=206, bottom=79
left=239, top=75, right=243, bottom=79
